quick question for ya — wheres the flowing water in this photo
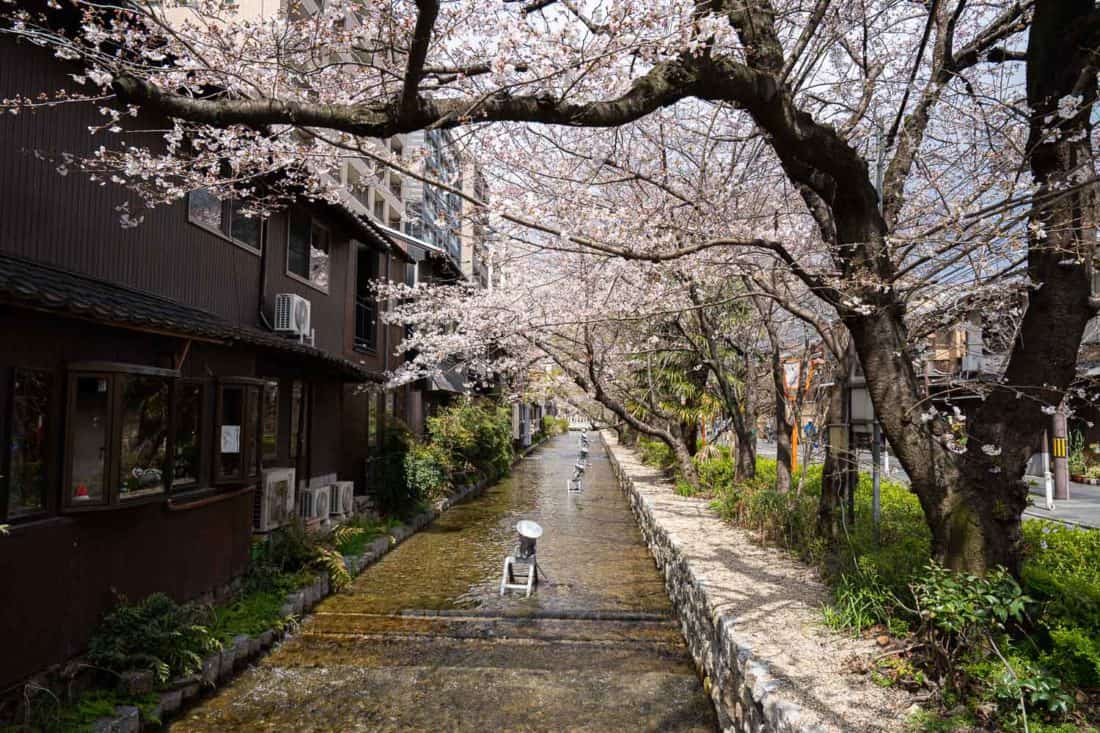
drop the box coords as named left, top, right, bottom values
left=172, top=433, right=717, bottom=732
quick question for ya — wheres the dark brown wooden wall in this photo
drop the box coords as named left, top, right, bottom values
left=0, top=312, right=254, bottom=691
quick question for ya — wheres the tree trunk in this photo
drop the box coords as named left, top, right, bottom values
left=816, top=367, right=854, bottom=544
left=775, top=419, right=792, bottom=494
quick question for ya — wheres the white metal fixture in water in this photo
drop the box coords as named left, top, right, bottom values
left=500, top=520, right=543, bottom=597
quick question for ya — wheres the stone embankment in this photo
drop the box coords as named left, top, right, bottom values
left=604, top=432, right=913, bottom=733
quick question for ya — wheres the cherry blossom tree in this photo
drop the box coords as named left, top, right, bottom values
left=1, top=0, right=1097, bottom=574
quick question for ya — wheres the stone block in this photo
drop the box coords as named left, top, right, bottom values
left=159, top=689, right=183, bottom=715
left=201, top=653, right=220, bottom=686
left=279, top=601, right=296, bottom=618
left=218, top=647, right=237, bottom=680
left=117, top=669, right=155, bottom=696
left=113, top=705, right=140, bottom=733
left=370, top=537, right=390, bottom=555
left=258, top=630, right=275, bottom=649
left=179, top=682, right=200, bottom=702
left=232, top=635, right=252, bottom=667
left=286, top=590, right=306, bottom=615
left=318, top=575, right=330, bottom=597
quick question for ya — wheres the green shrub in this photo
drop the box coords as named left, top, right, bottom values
left=374, top=420, right=418, bottom=516
left=87, top=594, right=220, bottom=685
left=427, top=399, right=513, bottom=481
left=13, top=689, right=161, bottom=733
left=404, top=442, right=453, bottom=503
left=638, top=437, right=675, bottom=471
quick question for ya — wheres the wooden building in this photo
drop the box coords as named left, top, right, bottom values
left=0, top=36, right=411, bottom=692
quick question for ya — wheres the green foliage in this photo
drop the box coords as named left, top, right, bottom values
left=86, top=593, right=219, bottom=685
left=375, top=420, right=418, bottom=516
left=427, top=398, right=514, bottom=482
left=403, top=442, right=453, bottom=504
left=822, top=561, right=908, bottom=637
left=637, top=437, right=675, bottom=471
left=541, top=415, right=569, bottom=437
left=210, top=589, right=292, bottom=644
left=1021, top=521, right=1100, bottom=689
left=10, top=689, right=162, bottom=733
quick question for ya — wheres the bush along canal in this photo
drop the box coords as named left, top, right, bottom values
left=170, top=433, right=718, bottom=732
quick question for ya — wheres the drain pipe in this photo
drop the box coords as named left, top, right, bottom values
left=258, top=220, right=273, bottom=330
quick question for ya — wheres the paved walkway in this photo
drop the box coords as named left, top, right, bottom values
left=170, top=435, right=716, bottom=732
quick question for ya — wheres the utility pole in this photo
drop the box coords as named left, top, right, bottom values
left=1053, top=404, right=1070, bottom=500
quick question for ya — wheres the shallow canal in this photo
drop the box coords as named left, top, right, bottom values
left=172, top=433, right=717, bottom=731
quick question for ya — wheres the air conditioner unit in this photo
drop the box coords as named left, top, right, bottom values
left=254, top=468, right=296, bottom=533
left=274, top=293, right=312, bottom=339
left=297, top=484, right=331, bottom=524
left=330, top=481, right=355, bottom=519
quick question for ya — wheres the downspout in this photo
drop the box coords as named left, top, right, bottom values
left=258, top=220, right=273, bottom=330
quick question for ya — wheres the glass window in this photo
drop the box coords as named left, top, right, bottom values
left=261, top=380, right=279, bottom=466
left=218, top=385, right=244, bottom=480
left=8, top=370, right=52, bottom=517
left=310, top=222, right=330, bottom=290
left=244, top=385, right=260, bottom=478
left=290, top=380, right=308, bottom=460
left=70, top=375, right=110, bottom=505
left=355, top=246, right=378, bottom=351
left=229, top=199, right=261, bottom=250
left=188, top=188, right=223, bottom=231
left=174, top=381, right=202, bottom=487
left=189, top=190, right=262, bottom=251
left=367, top=393, right=378, bottom=449
left=118, top=375, right=169, bottom=500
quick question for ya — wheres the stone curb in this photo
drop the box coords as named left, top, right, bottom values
left=603, top=432, right=831, bottom=733
left=92, top=438, right=551, bottom=731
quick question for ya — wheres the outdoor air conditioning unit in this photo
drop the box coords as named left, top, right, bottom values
left=254, top=468, right=296, bottom=533
left=298, top=484, right=331, bottom=524
left=274, top=293, right=312, bottom=339
left=330, top=481, right=355, bottom=519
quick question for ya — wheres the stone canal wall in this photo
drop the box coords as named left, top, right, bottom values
left=603, top=432, right=911, bottom=733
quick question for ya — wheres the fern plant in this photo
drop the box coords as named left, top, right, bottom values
left=87, top=593, right=220, bottom=685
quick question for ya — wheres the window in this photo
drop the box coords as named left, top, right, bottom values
left=69, top=374, right=111, bottom=505
left=355, top=245, right=378, bottom=352
left=288, top=213, right=331, bottom=291
left=262, top=380, right=279, bottom=466
left=3, top=370, right=53, bottom=519
left=215, top=379, right=263, bottom=483
left=65, top=365, right=176, bottom=509
left=290, top=380, right=308, bottom=461
left=118, top=375, right=169, bottom=499
left=188, top=190, right=263, bottom=251
left=367, top=393, right=378, bottom=449
left=173, top=380, right=203, bottom=487
left=373, top=197, right=384, bottom=221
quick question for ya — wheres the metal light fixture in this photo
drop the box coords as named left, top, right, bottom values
left=501, top=520, right=543, bottom=597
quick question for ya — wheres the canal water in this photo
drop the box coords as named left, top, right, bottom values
left=172, top=433, right=717, bottom=731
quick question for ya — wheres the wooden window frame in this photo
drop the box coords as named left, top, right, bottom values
left=0, top=367, right=57, bottom=523
left=286, top=212, right=331, bottom=294
left=214, top=378, right=265, bottom=486
left=170, top=378, right=207, bottom=492
left=63, top=363, right=179, bottom=513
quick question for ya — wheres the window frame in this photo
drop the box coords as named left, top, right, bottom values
left=285, top=212, right=332, bottom=294
left=63, top=363, right=179, bottom=513
left=170, top=378, right=206, bottom=492
left=0, top=367, right=56, bottom=523
left=214, top=377, right=265, bottom=486
left=354, top=244, right=379, bottom=354
left=186, top=190, right=264, bottom=255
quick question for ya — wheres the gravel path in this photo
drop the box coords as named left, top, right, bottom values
left=605, top=433, right=916, bottom=732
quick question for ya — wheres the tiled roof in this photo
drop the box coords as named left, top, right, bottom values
left=0, top=252, right=382, bottom=382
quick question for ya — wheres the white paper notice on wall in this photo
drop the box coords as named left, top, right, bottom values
left=221, top=425, right=241, bottom=454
